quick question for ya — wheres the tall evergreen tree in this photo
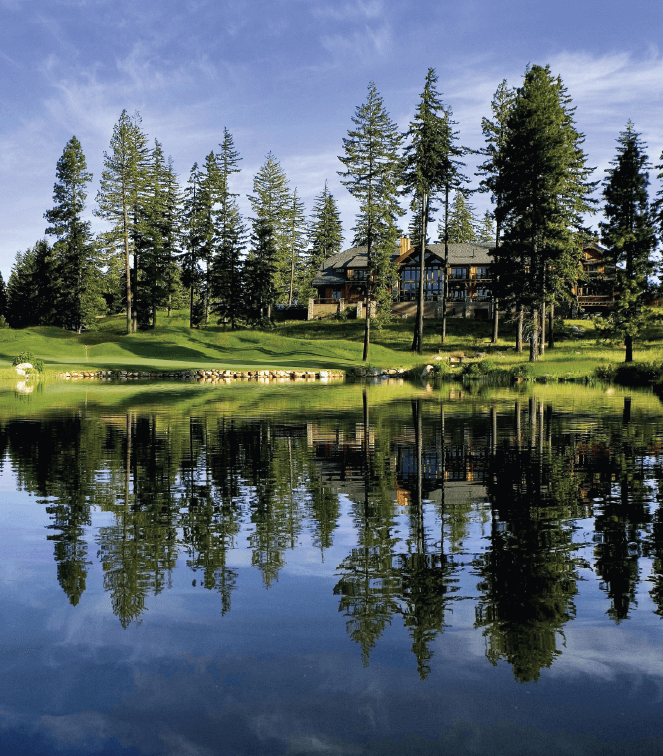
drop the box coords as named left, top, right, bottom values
left=493, top=65, right=595, bottom=361
left=285, top=188, right=307, bottom=305
left=7, top=241, right=56, bottom=328
left=476, top=211, right=495, bottom=245
left=182, top=163, right=206, bottom=327
left=402, top=68, right=463, bottom=351
left=210, top=203, right=245, bottom=329
left=209, top=128, right=244, bottom=328
left=476, top=80, right=516, bottom=344
left=339, top=81, right=403, bottom=361
left=136, top=142, right=181, bottom=328
left=248, top=153, right=290, bottom=302
left=44, top=136, right=104, bottom=332
left=199, top=151, right=221, bottom=324
left=599, top=122, right=657, bottom=363
left=244, top=218, right=278, bottom=322
left=305, top=182, right=343, bottom=299
left=95, top=110, right=150, bottom=333
left=446, top=191, right=478, bottom=243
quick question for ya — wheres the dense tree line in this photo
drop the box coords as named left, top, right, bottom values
left=8, top=114, right=343, bottom=332
left=7, top=64, right=663, bottom=361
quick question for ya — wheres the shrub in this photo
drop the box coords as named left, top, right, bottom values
left=593, top=364, right=616, bottom=381
left=461, top=358, right=496, bottom=377
left=508, top=363, right=531, bottom=381
left=613, top=362, right=663, bottom=386
left=12, top=351, right=44, bottom=373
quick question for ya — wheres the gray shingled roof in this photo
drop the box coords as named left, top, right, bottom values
left=318, top=242, right=493, bottom=275
left=311, top=270, right=346, bottom=287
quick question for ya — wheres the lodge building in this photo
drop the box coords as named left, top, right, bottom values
left=309, top=236, right=612, bottom=320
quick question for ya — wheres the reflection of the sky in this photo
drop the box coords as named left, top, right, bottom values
left=2, top=388, right=663, bottom=755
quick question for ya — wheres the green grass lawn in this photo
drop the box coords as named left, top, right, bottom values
left=0, top=309, right=661, bottom=378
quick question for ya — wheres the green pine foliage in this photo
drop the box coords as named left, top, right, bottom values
left=446, top=192, right=478, bottom=243
left=210, top=128, right=245, bottom=328
left=339, top=81, right=403, bottom=360
left=477, top=211, right=495, bottom=244
left=7, top=241, right=57, bottom=328
left=476, top=79, right=516, bottom=246
left=248, top=153, right=291, bottom=303
left=95, top=110, right=150, bottom=333
left=44, top=136, right=105, bottom=332
left=402, top=68, right=461, bottom=351
left=244, top=218, right=279, bottom=322
left=182, top=162, right=207, bottom=327
left=210, top=203, right=245, bottom=328
left=284, top=188, right=307, bottom=304
left=305, top=182, right=343, bottom=300
left=136, top=142, right=182, bottom=328
left=493, top=65, right=596, bottom=361
left=598, top=122, right=658, bottom=363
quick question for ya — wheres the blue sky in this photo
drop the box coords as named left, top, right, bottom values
left=1, top=0, right=663, bottom=281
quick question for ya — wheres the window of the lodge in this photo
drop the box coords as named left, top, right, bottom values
left=451, top=267, right=468, bottom=279
left=475, top=267, right=488, bottom=279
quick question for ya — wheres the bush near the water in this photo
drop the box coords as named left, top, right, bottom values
left=461, top=358, right=496, bottom=377
left=12, top=351, right=44, bottom=373
left=611, top=361, right=663, bottom=386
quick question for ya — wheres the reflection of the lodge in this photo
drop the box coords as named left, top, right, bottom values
left=7, top=390, right=663, bottom=682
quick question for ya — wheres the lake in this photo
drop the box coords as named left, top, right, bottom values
left=2, top=378, right=663, bottom=755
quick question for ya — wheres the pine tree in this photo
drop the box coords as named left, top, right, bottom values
left=493, top=65, right=595, bottom=361
left=248, top=153, right=290, bottom=303
left=339, top=81, right=403, bottom=361
left=199, top=151, right=220, bottom=323
left=306, top=182, right=343, bottom=299
left=476, top=80, right=516, bottom=344
left=477, top=211, right=495, bottom=245
left=210, top=203, right=245, bottom=329
left=402, top=68, right=463, bottom=351
left=182, top=163, right=206, bottom=327
left=209, top=128, right=244, bottom=328
left=136, top=142, right=181, bottom=328
left=446, top=191, right=478, bottom=243
left=244, top=218, right=278, bottom=322
left=7, top=241, right=56, bottom=328
left=95, top=110, right=150, bottom=333
left=599, top=122, right=657, bottom=363
left=285, top=189, right=307, bottom=304
left=44, top=136, right=104, bottom=332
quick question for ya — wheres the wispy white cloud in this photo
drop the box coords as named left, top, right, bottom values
left=311, top=0, right=384, bottom=22
left=320, top=23, right=393, bottom=64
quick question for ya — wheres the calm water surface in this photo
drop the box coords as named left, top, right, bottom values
left=2, top=379, right=663, bottom=755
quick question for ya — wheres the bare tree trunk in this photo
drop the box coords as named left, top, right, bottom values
left=625, top=333, right=633, bottom=362
left=516, top=305, right=524, bottom=353
left=548, top=303, right=555, bottom=349
left=491, top=298, right=499, bottom=344
left=362, top=286, right=370, bottom=362
left=412, top=194, right=427, bottom=354
left=441, top=185, right=449, bottom=344
left=529, top=307, right=539, bottom=362
left=540, top=302, right=546, bottom=356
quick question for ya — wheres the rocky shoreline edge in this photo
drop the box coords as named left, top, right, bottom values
left=59, top=368, right=347, bottom=382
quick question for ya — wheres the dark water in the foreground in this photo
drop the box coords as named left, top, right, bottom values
left=3, top=379, right=663, bottom=755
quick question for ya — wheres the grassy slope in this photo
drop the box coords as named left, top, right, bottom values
left=0, top=309, right=661, bottom=376
left=0, top=311, right=433, bottom=374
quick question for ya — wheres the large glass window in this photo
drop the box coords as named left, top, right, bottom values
left=451, top=268, right=468, bottom=279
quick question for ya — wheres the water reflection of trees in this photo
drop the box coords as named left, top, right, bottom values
left=4, top=389, right=663, bottom=680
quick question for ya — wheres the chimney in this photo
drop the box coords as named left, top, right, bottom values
left=400, top=236, right=411, bottom=256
